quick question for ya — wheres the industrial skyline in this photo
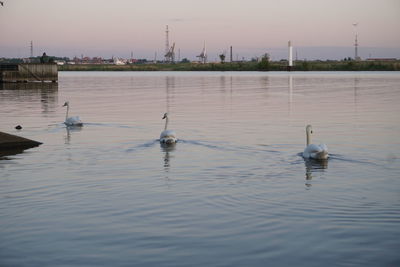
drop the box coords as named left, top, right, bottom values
left=0, top=0, right=399, bottom=60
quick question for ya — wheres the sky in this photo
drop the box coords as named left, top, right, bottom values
left=1, top=0, right=399, bottom=60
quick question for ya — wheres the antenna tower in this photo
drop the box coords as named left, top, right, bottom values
left=165, top=25, right=169, bottom=62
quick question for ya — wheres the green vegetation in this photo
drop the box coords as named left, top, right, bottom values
left=257, top=54, right=271, bottom=71
left=58, top=60, right=400, bottom=72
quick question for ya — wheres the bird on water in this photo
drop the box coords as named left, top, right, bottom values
left=160, top=113, right=177, bottom=144
left=62, top=101, right=83, bottom=127
left=302, top=125, right=329, bottom=160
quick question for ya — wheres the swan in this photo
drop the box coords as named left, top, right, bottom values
left=62, top=101, right=83, bottom=127
left=160, top=113, right=177, bottom=144
left=303, top=125, right=328, bottom=160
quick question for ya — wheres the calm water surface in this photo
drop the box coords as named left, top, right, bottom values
left=1, top=72, right=400, bottom=266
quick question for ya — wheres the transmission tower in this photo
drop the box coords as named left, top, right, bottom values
left=30, top=41, right=33, bottom=58
left=165, top=25, right=169, bottom=62
left=197, top=41, right=207, bottom=63
left=165, top=43, right=175, bottom=63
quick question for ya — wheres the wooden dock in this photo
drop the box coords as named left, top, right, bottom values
left=0, top=63, right=58, bottom=83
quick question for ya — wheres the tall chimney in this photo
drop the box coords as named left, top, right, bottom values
left=288, top=41, right=293, bottom=71
left=288, top=41, right=293, bottom=66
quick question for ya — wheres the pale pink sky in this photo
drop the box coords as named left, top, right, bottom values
left=1, top=0, right=399, bottom=60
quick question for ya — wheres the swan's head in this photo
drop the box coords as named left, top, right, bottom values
left=306, top=125, right=313, bottom=134
left=162, top=113, right=168, bottom=119
left=62, top=101, right=69, bottom=107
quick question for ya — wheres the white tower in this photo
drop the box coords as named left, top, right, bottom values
left=288, top=41, right=293, bottom=70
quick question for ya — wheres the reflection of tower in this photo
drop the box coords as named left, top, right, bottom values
left=165, top=76, right=175, bottom=113
left=353, top=76, right=360, bottom=118
left=197, top=41, right=207, bottom=63
left=288, top=75, right=293, bottom=115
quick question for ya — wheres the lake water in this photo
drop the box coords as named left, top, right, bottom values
left=1, top=71, right=400, bottom=266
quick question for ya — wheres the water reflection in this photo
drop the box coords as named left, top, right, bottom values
left=288, top=75, right=293, bottom=115
left=353, top=76, right=360, bottom=116
left=160, top=142, right=176, bottom=169
left=0, top=82, right=58, bottom=114
left=64, top=126, right=83, bottom=144
left=165, top=76, right=175, bottom=113
left=219, top=75, right=226, bottom=92
left=260, top=75, right=270, bottom=89
left=304, top=158, right=328, bottom=187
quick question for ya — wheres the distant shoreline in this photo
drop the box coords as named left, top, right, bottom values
left=58, top=60, right=400, bottom=72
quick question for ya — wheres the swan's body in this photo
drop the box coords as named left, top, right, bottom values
left=160, top=113, right=177, bottom=144
left=303, top=125, right=328, bottom=160
left=63, top=101, right=83, bottom=127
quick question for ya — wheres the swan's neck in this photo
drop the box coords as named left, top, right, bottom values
left=65, top=105, right=69, bottom=121
left=164, top=116, right=169, bottom=131
left=306, top=129, right=311, bottom=146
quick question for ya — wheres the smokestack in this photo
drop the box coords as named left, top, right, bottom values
left=288, top=41, right=293, bottom=71
left=230, top=46, right=233, bottom=62
left=354, top=34, right=359, bottom=60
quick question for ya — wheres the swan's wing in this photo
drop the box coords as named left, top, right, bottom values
left=160, top=129, right=176, bottom=139
left=304, top=144, right=329, bottom=159
left=304, top=144, right=323, bottom=153
left=319, top=143, right=328, bottom=152
left=65, top=116, right=82, bottom=125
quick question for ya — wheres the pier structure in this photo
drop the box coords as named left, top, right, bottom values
left=0, top=131, right=42, bottom=157
left=0, top=63, right=58, bottom=83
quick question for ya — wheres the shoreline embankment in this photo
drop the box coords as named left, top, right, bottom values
left=58, top=60, right=400, bottom=72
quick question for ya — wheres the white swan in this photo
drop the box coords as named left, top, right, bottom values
left=160, top=113, right=177, bottom=144
left=303, top=125, right=328, bottom=160
left=63, top=101, right=83, bottom=127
